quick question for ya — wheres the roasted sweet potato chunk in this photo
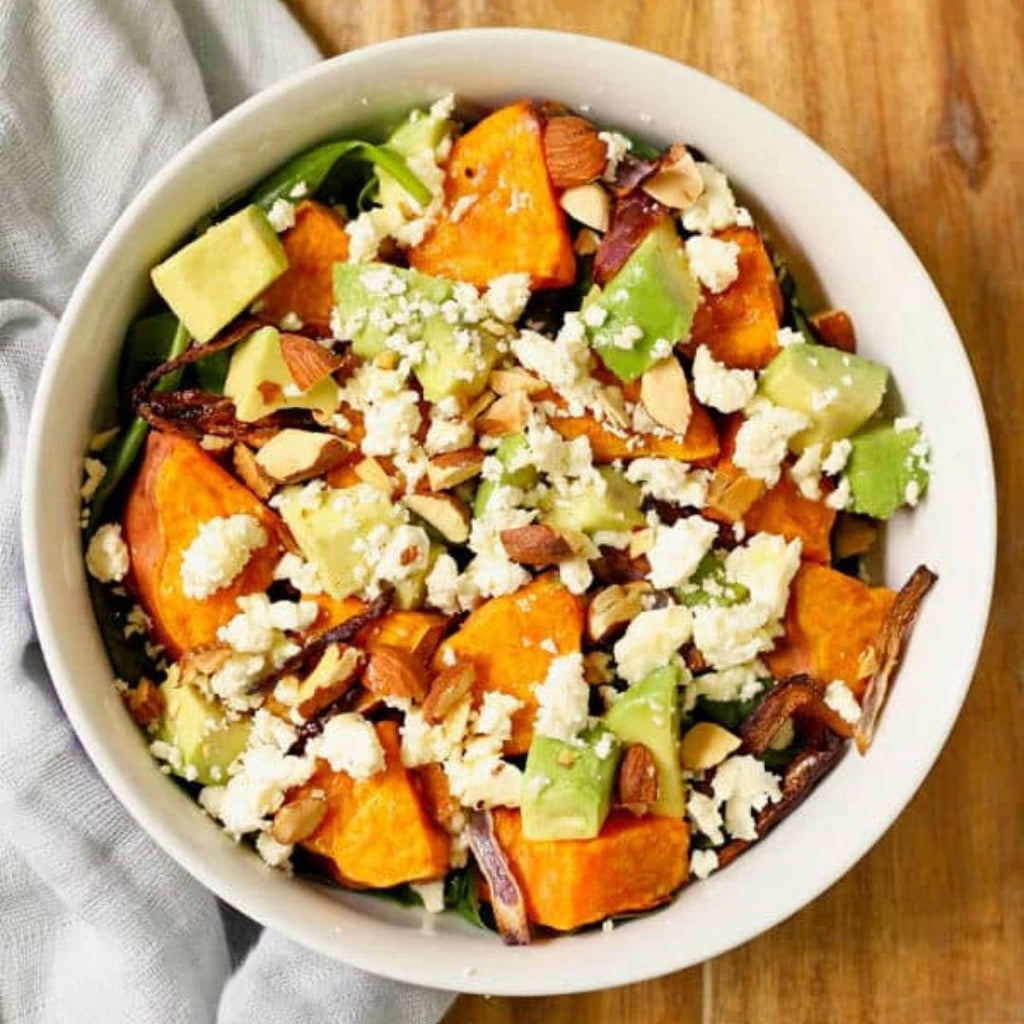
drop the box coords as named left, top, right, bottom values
left=687, top=227, right=783, bottom=370
left=292, top=721, right=449, bottom=888
left=766, top=563, right=896, bottom=696
left=492, top=808, right=690, bottom=931
left=257, top=200, right=350, bottom=332
left=410, top=101, right=576, bottom=289
left=744, top=471, right=836, bottom=564
left=123, top=431, right=282, bottom=657
left=432, top=576, right=584, bottom=754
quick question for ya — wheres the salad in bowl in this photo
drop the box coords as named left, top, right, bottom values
left=80, top=93, right=936, bottom=943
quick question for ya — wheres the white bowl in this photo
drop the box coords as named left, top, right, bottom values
left=23, top=29, right=995, bottom=996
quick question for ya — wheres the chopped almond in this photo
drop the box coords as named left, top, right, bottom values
left=586, top=581, right=653, bottom=643
left=679, top=722, right=742, bottom=770
left=354, top=456, right=396, bottom=494
left=617, top=743, right=659, bottom=814
left=542, top=115, right=607, bottom=188
left=641, top=143, right=704, bottom=209
left=640, top=357, right=692, bottom=435
left=426, top=448, right=485, bottom=491
left=123, top=677, right=164, bottom=727
left=422, top=661, right=476, bottom=724
left=403, top=492, right=471, bottom=544
left=232, top=442, right=277, bottom=500
left=499, top=524, right=575, bottom=566
left=809, top=309, right=856, bottom=353
left=271, top=795, right=327, bottom=844
left=290, top=644, right=364, bottom=719
left=364, top=644, right=429, bottom=701
left=559, top=183, right=611, bottom=232
left=463, top=389, right=497, bottom=422
left=628, top=527, right=655, bottom=558
left=475, top=391, right=532, bottom=436
left=489, top=368, right=547, bottom=397
left=279, top=333, right=343, bottom=390
left=575, top=228, right=602, bottom=256
left=254, top=429, right=351, bottom=485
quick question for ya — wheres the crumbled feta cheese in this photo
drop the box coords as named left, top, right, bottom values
left=690, top=848, right=719, bottom=880
left=776, top=326, right=805, bottom=348
left=680, top=163, right=750, bottom=234
left=581, top=304, right=608, bottom=329
left=512, top=327, right=589, bottom=392
left=599, top=130, right=632, bottom=181
left=484, top=273, right=531, bottom=323
left=608, top=323, right=644, bottom=350
left=255, top=831, right=293, bottom=869
left=733, top=397, right=810, bottom=486
left=267, top=198, right=296, bottom=233
left=691, top=660, right=768, bottom=702
left=80, top=457, right=107, bottom=500
left=273, top=552, right=324, bottom=595
left=85, top=523, right=130, bottom=583
left=429, top=92, right=456, bottom=120
left=685, top=236, right=741, bottom=293
left=894, top=416, right=918, bottom=433
left=361, top=388, right=422, bottom=457
left=711, top=755, right=782, bottom=841
left=905, top=479, right=921, bottom=506
left=278, top=311, right=303, bottom=332
left=614, top=605, right=693, bottom=684
left=558, top=555, right=594, bottom=595
left=625, top=458, right=710, bottom=506
left=311, top=713, right=386, bottom=779
left=725, top=533, right=801, bottom=620
left=692, top=345, right=757, bottom=414
left=825, top=476, right=851, bottom=510
left=534, top=653, right=590, bottom=741
left=790, top=443, right=823, bottom=500
left=217, top=593, right=319, bottom=655
left=810, top=386, right=840, bottom=413
left=425, top=553, right=479, bottom=614
left=821, top=438, right=852, bottom=476
left=824, top=680, right=862, bottom=725
left=646, top=516, right=719, bottom=590
left=375, top=524, right=430, bottom=587
left=345, top=211, right=385, bottom=262
left=424, top=406, right=475, bottom=455
left=180, top=514, right=268, bottom=600
left=687, top=790, right=724, bottom=845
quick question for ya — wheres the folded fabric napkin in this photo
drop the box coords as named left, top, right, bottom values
left=0, top=2, right=454, bottom=1020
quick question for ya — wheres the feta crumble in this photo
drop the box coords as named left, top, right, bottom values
left=625, top=458, right=710, bottom=507
left=690, top=848, right=719, bottom=880
left=180, top=514, right=268, bottom=600
left=824, top=679, right=862, bottom=725
left=85, top=523, right=130, bottom=583
left=646, top=516, right=719, bottom=590
left=685, top=236, right=741, bottom=293
left=315, top=713, right=386, bottom=779
left=733, top=397, right=810, bottom=486
left=484, top=273, right=532, bottom=323
left=680, top=163, right=751, bottom=235
left=534, top=653, right=590, bottom=741
left=598, top=130, right=632, bottom=181
left=691, top=345, right=757, bottom=414
left=614, top=605, right=693, bottom=684
left=267, top=198, right=296, bottom=233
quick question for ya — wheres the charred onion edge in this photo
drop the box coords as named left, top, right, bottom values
left=740, top=675, right=855, bottom=755
left=608, top=153, right=660, bottom=198
left=716, top=731, right=847, bottom=869
left=249, top=590, right=392, bottom=697
left=467, top=809, right=531, bottom=946
left=593, top=191, right=669, bottom=287
left=854, top=564, right=938, bottom=754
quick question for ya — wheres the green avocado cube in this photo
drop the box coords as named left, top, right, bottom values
left=156, top=675, right=250, bottom=786
left=757, top=342, right=888, bottom=451
left=845, top=420, right=930, bottom=519
left=603, top=664, right=687, bottom=818
left=222, top=325, right=340, bottom=423
left=521, top=727, right=622, bottom=841
left=473, top=433, right=539, bottom=516
left=584, top=219, right=700, bottom=382
left=151, top=205, right=288, bottom=343
left=541, top=467, right=644, bottom=534
left=674, top=551, right=750, bottom=608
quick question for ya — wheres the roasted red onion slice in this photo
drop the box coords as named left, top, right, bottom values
left=467, top=810, right=531, bottom=946
left=740, top=676, right=855, bottom=754
left=593, top=191, right=668, bottom=286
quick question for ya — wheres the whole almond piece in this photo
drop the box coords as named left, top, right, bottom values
left=808, top=309, right=857, bottom=353
left=279, top=333, right=343, bottom=391
left=586, top=581, right=653, bottom=643
left=640, top=357, right=692, bottom=435
left=233, top=442, right=277, bottom=500
left=617, top=743, right=659, bottom=814
left=255, top=429, right=351, bottom=485
left=543, top=115, right=608, bottom=189
left=475, top=391, right=531, bottom=436
left=426, top=448, right=485, bottom=491
left=499, top=524, right=576, bottom=566
left=559, top=183, right=611, bottom=232
left=423, top=661, right=476, bottom=724
left=364, top=644, right=429, bottom=701
left=271, top=795, right=327, bottom=845
left=641, top=144, right=704, bottom=210
left=403, top=492, right=471, bottom=544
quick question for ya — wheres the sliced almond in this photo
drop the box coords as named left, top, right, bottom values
left=640, top=357, right=692, bottom=435
left=641, top=143, right=704, bottom=210
left=542, top=115, right=607, bottom=188
left=463, top=389, right=497, bottom=422
left=271, top=795, right=327, bottom=845
left=488, top=368, right=547, bottom=397
left=233, top=443, right=277, bottom=500
left=422, top=661, right=476, bottom=724
left=291, top=644, right=364, bottom=719
left=364, top=644, right=430, bottom=701
left=559, top=183, right=611, bottom=232
left=628, top=527, right=656, bottom=559
left=475, top=391, right=532, bottom=436
left=255, top=429, right=351, bottom=485
left=575, top=228, right=602, bottom=256
left=279, top=333, right=343, bottom=390
left=586, top=581, right=654, bottom=643
left=617, top=743, right=659, bottom=814
left=499, top=524, right=575, bottom=566
left=199, top=435, right=233, bottom=455
left=593, top=385, right=630, bottom=431
left=426, top=448, right=485, bottom=491
left=123, top=677, right=164, bottom=727
left=354, top=455, right=396, bottom=494
left=403, top=492, right=471, bottom=544
left=679, top=722, right=742, bottom=771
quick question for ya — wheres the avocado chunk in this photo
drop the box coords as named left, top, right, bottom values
left=223, top=325, right=340, bottom=422
left=377, top=105, right=452, bottom=209
left=277, top=483, right=403, bottom=599
left=522, top=726, right=622, bottom=841
left=473, top=433, right=538, bottom=516
left=151, top=205, right=288, bottom=343
left=541, top=468, right=644, bottom=534
left=333, top=263, right=498, bottom=402
left=845, top=420, right=930, bottom=518
left=603, top=664, right=687, bottom=818
left=675, top=551, right=750, bottom=608
left=584, top=219, right=700, bottom=383
left=758, top=343, right=888, bottom=451
left=156, top=674, right=250, bottom=786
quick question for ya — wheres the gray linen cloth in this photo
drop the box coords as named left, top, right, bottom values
left=0, top=2, right=455, bottom=1021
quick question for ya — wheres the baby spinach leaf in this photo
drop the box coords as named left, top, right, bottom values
left=250, top=140, right=430, bottom=212
left=88, top=579, right=149, bottom=684
left=118, top=312, right=179, bottom=406
left=445, top=867, right=493, bottom=931
left=192, top=346, right=232, bottom=395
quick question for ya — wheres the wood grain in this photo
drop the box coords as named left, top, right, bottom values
left=286, top=2, right=1023, bottom=1021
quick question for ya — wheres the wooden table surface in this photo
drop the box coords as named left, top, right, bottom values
left=286, top=2, right=1021, bottom=1020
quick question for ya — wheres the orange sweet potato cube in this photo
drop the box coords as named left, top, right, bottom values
left=410, top=101, right=576, bottom=289
left=744, top=471, right=837, bottom=564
